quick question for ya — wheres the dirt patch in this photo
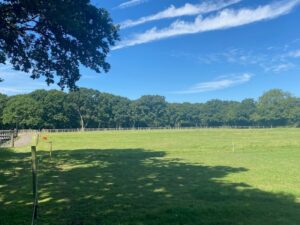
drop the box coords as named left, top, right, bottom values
left=14, top=133, right=33, bottom=147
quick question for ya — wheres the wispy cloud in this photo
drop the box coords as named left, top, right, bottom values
left=264, top=63, right=295, bottom=72
left=196, top=40, right=300, bottom=73
left=176, top=73, right=253, bottom=94
left=120, top=0, right=241, bottom=29
left=288, top=49, right=300, bottom=57
left=117, top=0, right=148, bottom=9
left=0, top=65, right=54, bottom=95
left=114, top=0, right=300, bottom=50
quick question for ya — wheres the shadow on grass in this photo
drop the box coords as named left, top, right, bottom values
left=0, top=148, right=299, bottom=225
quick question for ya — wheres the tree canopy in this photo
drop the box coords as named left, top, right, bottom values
left=0, top=88, right=299, bottom=130
left=0, top=0, right=119, bottom=89
left=2, top=94, right=43, bottom=128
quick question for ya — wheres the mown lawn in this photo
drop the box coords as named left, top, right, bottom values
left=1, top=128, right=300, bottom=225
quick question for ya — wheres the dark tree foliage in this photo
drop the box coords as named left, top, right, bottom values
left=1, top=88, right=300, bottom=129
left=234, top=99, right=256, bottom=126
left=257, top=89, right=292, bottom=126
left=168, top=103, right=201, bottom=128
left=68, top=88, right=101, bottom=129
left=30, top=90, right=78, bottom=128
left=134, top=95, right=168, bottom=127
left=0, top=93, right=8, bottom=128
left=2, top=94, right=43, bottom=128
left=0, top=0, right=119, bottom=89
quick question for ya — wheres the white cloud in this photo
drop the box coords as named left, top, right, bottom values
left=0, top=65, right=55, bottom=95
left=114, top=0, right=300, bottom=50
left=264, top=63, right=295, bottom=73
left=288, top=49, right=300, bottom=57
left=196, top=40, right=300, bottom=73
left=176, top=73, right=253, bottom=94
left=120, top=0, right=241, bottom=29
left=117, top=0, right=148, bottom=9
left=198, top=48, right=257, bottom=65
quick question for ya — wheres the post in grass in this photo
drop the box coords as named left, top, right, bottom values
left=10, top=132, right=14, bottom=148
left=31, top=146, right=38, bottom=221
left=35, top=133, right=39, bottom=146
left=49, top=141, right=53, bottom=159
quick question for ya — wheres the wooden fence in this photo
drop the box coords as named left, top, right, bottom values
left=11, top=126, right=286, bottom=134
left=0, top=130, right=18, bottom=146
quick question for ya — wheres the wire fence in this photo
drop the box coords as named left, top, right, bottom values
left=11, top=125, right=289, bottom=134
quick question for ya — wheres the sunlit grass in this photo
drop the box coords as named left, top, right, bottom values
left=1, top=128, right=300, bottom=224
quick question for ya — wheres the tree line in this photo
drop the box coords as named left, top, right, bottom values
left=0, top=88, right=299, bottom=130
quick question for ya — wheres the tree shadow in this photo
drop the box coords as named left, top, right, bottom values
left=0, top=148, right=299, bottom=225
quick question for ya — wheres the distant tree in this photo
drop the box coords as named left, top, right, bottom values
left=0, top=0, right=119, bottom=89
left=130, top=101, right=142, bottom=128
left=223, top=101, right=240, bottom=126
left=0, top=88, right=299, bottom=129
left=168, top=103, right=201, bottom=127
left=284, top=97, right=300, bottom=127
left=167, top=103, right=182, bottom=128
left=257, top=89, right=292, bottom=126
left=111, top=96, right=132, bottom=128
left=30, top=89, right=49, bottom=102
left=0, top=93, right=8, bottom=128
left=201, top=100, right=228, bottom=126
left=68, top=88, right=100, bottom=130
left=2, top=95, right=43, bottom=128
left=96, top=93, right=114, bottom=128
left=134, top=96, right=168, bottom=127
left=228, top=99, right=256, bottom=126
left=30, top=90, right=78, bottom=128
left=95, top=93, right=131, bottom=128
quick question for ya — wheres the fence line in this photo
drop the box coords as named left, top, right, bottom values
left=6, top=125, right=289, bottom=134
left=17, top=129, right=38, bottom=134
left=0, top=130, right=18, bottom=147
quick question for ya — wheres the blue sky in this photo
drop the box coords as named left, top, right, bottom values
left=1, top=0, right=300, bottom=102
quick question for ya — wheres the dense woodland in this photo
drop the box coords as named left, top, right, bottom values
left=0, top=88, right=299, bottom=129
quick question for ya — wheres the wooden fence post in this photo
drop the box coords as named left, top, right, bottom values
left=49, top=141, right=53, bottom=159
left=10, top=133, right=14, bottom=148
left=31, top=146, right=38, bottom=221
left=35, top=133, right=39, bottom=146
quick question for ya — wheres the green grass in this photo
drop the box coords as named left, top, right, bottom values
left=1, top=128, right=300, bottom=225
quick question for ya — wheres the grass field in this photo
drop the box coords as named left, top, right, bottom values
left=1, top=128, right=300, bottom=225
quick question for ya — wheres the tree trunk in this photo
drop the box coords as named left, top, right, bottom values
left=79, top=112, right=85, bottom=131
